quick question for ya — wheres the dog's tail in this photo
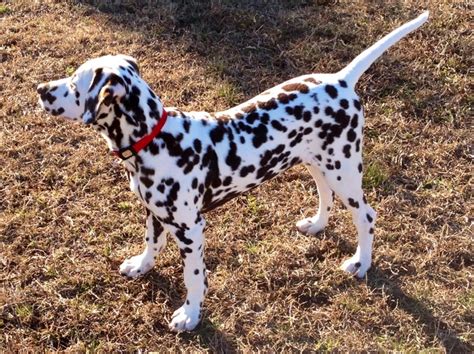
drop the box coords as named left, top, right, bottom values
left=337, top=11, right=429, bottom=87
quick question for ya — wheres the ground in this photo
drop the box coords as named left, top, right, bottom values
left=0, top=0, right=472, bottom=351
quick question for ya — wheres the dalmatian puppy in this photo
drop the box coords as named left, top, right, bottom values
left=37, top=12, right=428, bottom=331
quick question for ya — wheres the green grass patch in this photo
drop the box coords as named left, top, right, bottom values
left=102, top=243, right=112, bottom=257
left=245, top=241, right=260, bottom=255
left=216, top=82, right=241, bottom=107
left=459, top=290, right=474, bottom=309
left=315, top=338, right=341, bottom=351
left=0, top=5, right=10, bottom=15
left=246, top=194, right=264, bottom=216
left=45, top=265, right=59, bottom=278
left=363, top=161, right=389, bottom=189
left=15, top=304, right=33, bottom=322
left=117, top=201, right=133, bottom=212
left=65, top=66, right=75, bottom=76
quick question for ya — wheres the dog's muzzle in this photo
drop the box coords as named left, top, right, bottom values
left=37, top=83, right=50, bottom=95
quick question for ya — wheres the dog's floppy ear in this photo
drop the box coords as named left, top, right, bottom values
left=82, top=68, right=128, bottom=124
left=119, top=54, right=139, bottom=75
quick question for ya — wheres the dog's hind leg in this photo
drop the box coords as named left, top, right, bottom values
left=168, top=216, right=207, bottom=332
left=324, top=160, right=376, bottom=278
left=119, top=211, right=167, bottom=277
left=338, top=189, right=376, bottom=278
left=296, top=164, right=334, bottom=235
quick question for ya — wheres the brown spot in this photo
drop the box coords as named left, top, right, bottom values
left=216, top=114, right=231, bottom=122
left=304, top=77, right=321, bottom=84
left=277, top=93, right=290, bottom=104
left=242, top=103, right=257, bottom=114
left=282, top=83, right=309, bottom=94
left=257, top=98, right=278, bottom=110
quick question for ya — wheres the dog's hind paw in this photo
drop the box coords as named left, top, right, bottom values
left=296, top=215, right=327, bottom=235
left=169, top=305, right=201, bottom=332
left=340, top=255, right=371, bottom=279
left=119, top=253, right=154, bottom=278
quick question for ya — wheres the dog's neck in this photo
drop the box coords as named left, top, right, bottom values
left=94, top=81, right=166, bottom=170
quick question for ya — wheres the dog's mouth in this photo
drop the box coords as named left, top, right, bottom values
left=37, top=96, right=54, bottom=115
left=37, top=99, right=65, bottom=117
left=37, top=97, right=46, bottom=110
left=37, top=96, right=43, bottom=105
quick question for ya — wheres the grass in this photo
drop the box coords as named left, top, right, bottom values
left=1, top=0, right=472, bottom=351
left=0, top=5, right=10, bottom=15
left=65, top=66, right=76, bottom=76
left=363, top=161, right=389, bottom=190
left=216, top=81, right=242, bottom=107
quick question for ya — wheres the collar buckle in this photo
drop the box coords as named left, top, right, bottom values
left=109, top=108, right=168, bottom=161
left=111, top=147, right=136, bottom=160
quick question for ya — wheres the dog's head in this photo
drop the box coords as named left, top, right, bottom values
left=37, top=54, right=140, bottom=124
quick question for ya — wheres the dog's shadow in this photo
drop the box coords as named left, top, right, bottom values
left=365, top=267, right=472, bottom=352
left=136, top=226, right=472, bottom=352
left=143, top=270, right=238, bottom=352
left=327, top=227, right=471, bottom=352
left=177, top=319, right=238, bottom=353
left=140, top=239, right=472, bottom=352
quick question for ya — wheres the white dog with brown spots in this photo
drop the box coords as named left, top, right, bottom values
left=37, top=12, right=429, bottom=331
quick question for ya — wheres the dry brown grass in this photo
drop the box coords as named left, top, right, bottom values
left=1, top=0, right=472, bottom=351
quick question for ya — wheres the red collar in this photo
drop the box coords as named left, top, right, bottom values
left=111, top=109, right=168, bottom=160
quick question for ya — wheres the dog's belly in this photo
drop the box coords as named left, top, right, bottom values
left=200, top=152, right=302, bottom=213
left=198, top=124, right=309, bottom=213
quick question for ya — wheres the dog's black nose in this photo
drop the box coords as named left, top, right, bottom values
left=37, top=83, right=49, bottom=95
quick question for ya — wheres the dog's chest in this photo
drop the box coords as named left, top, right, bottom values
left=129, top=172, right=141, bottom=199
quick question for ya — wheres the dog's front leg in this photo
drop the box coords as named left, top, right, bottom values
left=169, top=218, right=207, bottom=331
left=119, top=210, right=167, bottom=277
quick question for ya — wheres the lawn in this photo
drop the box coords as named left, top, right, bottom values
left=0, top=0, right=472, bottom=351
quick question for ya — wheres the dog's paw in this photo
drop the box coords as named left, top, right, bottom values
left=340, top=255, right=371, bottom=278
left=169, top=305, right=200, bottom=332
left=119, top=253, right=154, bottom=278
left=296, top=215, right=327, bottom=235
